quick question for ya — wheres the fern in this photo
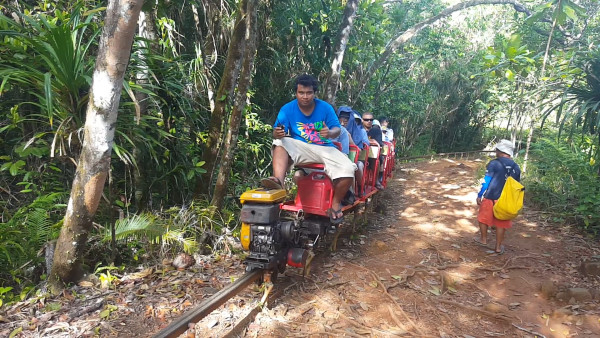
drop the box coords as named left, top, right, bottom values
left=103, top=213, right=164, bottom=242
left=161, top=229, right=198, bottom=254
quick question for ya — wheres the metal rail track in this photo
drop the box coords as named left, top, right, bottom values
left=153, top=269, right=264, bottom=338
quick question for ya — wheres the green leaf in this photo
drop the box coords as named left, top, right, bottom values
left=99, top=309, right=111, bottom=319
left=505, top=69, right=515, bottom=81
left=9, top=327, right=22, bottom=338
left=9, top=160, right=25, bottom=176
left=562, top=5, right=577, bottom=21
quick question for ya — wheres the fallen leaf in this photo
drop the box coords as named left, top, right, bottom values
left=391, top=275, right=403, bottom=280
left=429, top=287, right=441, bottom=296
left=100, top=309, right=111, bottom=319
left=9, top=327, right=22, bottom=338
left=369, top=281, right=378, bottom=288
left=78, top=281, right=94, bottom=288
left=127, top=268, right=154, bottom=280
left=359, top=302, right=369, bottom=311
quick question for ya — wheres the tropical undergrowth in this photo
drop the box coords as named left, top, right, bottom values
left=0, top=2, right=271, bottom=306
left=524, top=136, right=600, bottom=233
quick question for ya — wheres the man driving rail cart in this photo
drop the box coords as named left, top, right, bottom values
left=260, top=74, right=356, bottom=224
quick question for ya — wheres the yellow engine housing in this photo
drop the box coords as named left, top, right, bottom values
left=239, top=188, right=286, bottom=204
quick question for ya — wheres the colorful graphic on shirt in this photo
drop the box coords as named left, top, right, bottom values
left=296, top=121, right=330, bottom=144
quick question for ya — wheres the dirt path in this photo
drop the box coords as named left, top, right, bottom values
left=242, top=158, right=600, bottom=337
left=3, top=158, right=600, bottom=337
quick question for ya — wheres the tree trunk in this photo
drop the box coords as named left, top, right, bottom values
left=197, top=2, right=248, bottom=197
left=522, top=118, right=535, bottom=174
left=211, top=0, right=258, bottom=209
left=354, top=0, right=529, bottom=100
left=133, top=9, right=157, bottom=211
left=49, top=0, right=143, bottom=293
left=322, top=0, right=359, bottom=106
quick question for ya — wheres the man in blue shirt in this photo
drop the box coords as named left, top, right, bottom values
left=475, top=139, right=522, bottom=255
left=261, top=75, right=355, bottom=224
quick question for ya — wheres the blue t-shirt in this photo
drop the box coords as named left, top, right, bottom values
left=331, top=127, right=350, bottom=154
left=274, top=98, right=340, bottom=148
left=483, top=157, right=521, bottom=200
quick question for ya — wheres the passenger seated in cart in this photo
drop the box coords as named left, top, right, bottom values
left=261, top=74, right=356, bottom=224
left=336, top=106, right=369, bottom=197
left=362, top=112, right=385, bottom=190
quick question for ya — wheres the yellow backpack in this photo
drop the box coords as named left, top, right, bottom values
left=493, top=167, right=525, bottom=220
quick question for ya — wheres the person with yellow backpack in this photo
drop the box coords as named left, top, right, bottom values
left=474, top=139, right=523, bottom=255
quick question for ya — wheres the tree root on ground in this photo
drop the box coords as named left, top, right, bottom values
left=346, top=262, right=434, bottom=337
left=436, top=298, right=514, bottom=322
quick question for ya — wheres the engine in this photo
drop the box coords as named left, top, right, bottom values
left=239, top=186, right=329, bottom=275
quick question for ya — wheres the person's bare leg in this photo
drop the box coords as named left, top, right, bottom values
left=272, top=146, right=289, bottom=184
left=332, top=177, right=353, bottom=213
left=478, top=222, right=488, bottom=244
left=495, top=227, right=506, bottom=252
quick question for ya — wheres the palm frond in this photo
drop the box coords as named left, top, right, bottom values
left=104, top=213, right=164, bottom=242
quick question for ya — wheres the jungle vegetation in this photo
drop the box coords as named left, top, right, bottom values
left=0, top=0, right=598, bottom=298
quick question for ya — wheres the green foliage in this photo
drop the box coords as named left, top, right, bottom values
left=103, top=213, right=198, bottom=255
left=0, top=193, right=66, bottom=287
left=524, top=138, right=600, bottom=232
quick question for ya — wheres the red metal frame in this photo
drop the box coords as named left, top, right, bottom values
left=279, top=141, right=395, bottom=218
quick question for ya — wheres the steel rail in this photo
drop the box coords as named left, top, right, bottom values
left=153, top=269, right=263, bottom=338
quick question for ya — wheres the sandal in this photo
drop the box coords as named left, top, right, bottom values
left=486, top=245, right=505, bottom=255
left=260, top=176, right=283, bottom=190
left=326, top=208, right=344, bottom=225
left=472, top=237, right=489, bottom=248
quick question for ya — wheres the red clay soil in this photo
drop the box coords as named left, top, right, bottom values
left=242, top=158, right=600, bottom=337
left=2, top=158, right=600, bottom=337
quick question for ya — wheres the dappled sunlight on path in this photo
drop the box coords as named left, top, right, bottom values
left=245, top=158, right=600, bottom=337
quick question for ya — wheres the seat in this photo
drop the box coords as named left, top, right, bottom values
left=348, top=144, right=360, bottom=163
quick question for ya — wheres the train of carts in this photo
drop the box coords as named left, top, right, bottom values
left=239, top=140, right=396, bottom=282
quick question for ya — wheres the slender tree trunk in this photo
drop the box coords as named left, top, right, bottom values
left=211, top=0, right=258, bottom=209
left=523, top=118, right=534, bottom=174
left=133, top=9, right=157, bottom=211
left=353, top=0, right=529, bottom=100
left=322, top=0, right=359, bottom=106
left=49, top=0, right=143, bottom=293
left=197, top=2, right=248, bottom=197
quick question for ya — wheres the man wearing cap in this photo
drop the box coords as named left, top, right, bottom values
left=474, top=139, right=522, bottom=255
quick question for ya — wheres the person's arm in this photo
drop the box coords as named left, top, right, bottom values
left=322, top=103, right=341, bottom=139
left=320, top=125, right=340, bottom=139
left=273, top=110, right=288, bottom=139
left=477, top=160, right=499, bottom=204
left=340, top=128, right=349, bottom=154
left=477, top=175, right=492, bottom=204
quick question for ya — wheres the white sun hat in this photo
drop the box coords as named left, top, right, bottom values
left=495, top=139, right=514, bottom=157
